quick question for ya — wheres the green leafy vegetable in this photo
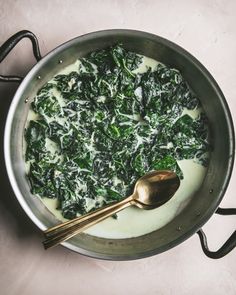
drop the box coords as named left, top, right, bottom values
left=25, top=44, right=210, bottom=219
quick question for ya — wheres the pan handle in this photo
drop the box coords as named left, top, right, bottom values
left=0, top=30, right=42, bottom=83
left=197, top=207, right=236, bottom=259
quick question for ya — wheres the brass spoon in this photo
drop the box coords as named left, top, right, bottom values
left=43, top=170, right=180, bottom=249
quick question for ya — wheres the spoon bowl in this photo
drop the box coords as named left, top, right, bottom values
left=133, top=170, right=180, bottom=209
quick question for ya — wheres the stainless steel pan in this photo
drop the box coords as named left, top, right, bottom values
left=1, top=30, right=235, bottom=260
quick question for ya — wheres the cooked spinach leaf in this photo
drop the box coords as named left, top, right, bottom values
left=25, top=44, right=210, bottom=219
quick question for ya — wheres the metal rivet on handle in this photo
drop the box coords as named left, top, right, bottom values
left=209, top=189, right=213, bottom=193
left=37, top=75, right=41, bottom=80
left=58, top=60, right=63, bottom=64
left=176, top=226, right=182, bottom=231
left=24, top=97, right=29, bottom=103
left=196, top=210, right=201, bottom=216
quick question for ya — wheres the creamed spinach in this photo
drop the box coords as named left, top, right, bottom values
left=25, top=44, right=210, bottom=219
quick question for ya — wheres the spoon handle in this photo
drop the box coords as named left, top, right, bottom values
left=44, top=195, right=133, bottom=238
left=43, top=196, right=133, bottom=249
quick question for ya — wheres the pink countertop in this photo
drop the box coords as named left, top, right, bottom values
left=0, top=1, right=235, bottom=294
